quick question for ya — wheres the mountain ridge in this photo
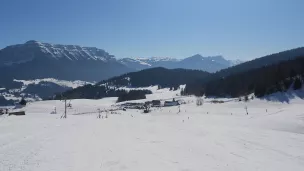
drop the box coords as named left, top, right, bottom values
left=119, top=54, right=243, bottom=72
left=0, top=41, right=134, bottom=85
left=1, top=40, right=116, bottom=66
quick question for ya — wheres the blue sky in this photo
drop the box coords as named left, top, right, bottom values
left=1, top=0, right=303, bottom=60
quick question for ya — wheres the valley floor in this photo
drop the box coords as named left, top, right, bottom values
left=1, top=90, right=304, bottom=171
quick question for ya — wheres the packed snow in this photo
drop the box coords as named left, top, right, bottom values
left=1, top=88, right=304, bottom=171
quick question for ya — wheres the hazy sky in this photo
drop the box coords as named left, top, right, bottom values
left=1, top=0, right=303, bottom=60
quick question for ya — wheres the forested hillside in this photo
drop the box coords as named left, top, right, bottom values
left=183, top=56, right=304, bottom=97
left=54, top=67, right=209, bottom=100
left=53, top=48, right=304, bottom=100
left=98, top=67, right=210, bottom=88
left=53, top=84, right=152, bottom=100
left=199, top=47, right=304, bottom=84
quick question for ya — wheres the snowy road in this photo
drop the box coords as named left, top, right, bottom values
left=1, top=96, right=304, bottom=171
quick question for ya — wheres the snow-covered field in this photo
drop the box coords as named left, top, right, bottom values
left=1, top=89, right=304, bottom=171
left=14, top=78, right=94, bottom=90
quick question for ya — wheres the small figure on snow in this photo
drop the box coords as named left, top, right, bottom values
left=245, top=106, right=248, bottom=115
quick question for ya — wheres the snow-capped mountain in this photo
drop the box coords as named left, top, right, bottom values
left=118, top=58, right=153, bottom=71
left=118, top=57, right=179, bottom=70
left=178, top=54, right=230, bottom=72
left=0, top=40, right=116, bottom=66
left=119, top=55, right=243, bottom=72
left=228, top=59, right=243, bottom=66
left=0, top=41, right=134, bottom=84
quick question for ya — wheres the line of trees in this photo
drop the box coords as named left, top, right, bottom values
left=117, top=90, right=152, bottom=102
left=98, top=67, right=210, bottom=89
left=53, top=84, right=152, bottom=101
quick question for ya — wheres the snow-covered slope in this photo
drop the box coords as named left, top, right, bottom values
left=14, top=78, right=93, bottom=90
left=118, top=58, right=153, bottom=70
left=0, top=78, right=94, bottom=103
left=119, top=55, right=243, bottom=72
left=229, top=59, right=243, bottom=66
left=0, top=88, right=304, bottom=171
left=119, top=57, right=178, bottom=70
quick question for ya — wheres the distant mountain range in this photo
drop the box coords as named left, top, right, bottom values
left=119, top=55, right=243, bottom=72
left=1, top=40, right=304, bottom=105
left=0, top=40, right=241, bottom=104
left=0, top=40, right=243, bottom=90
left=59, top=47, right=304, bottom=100
left=0, top=40, right=242, bottom=86
left=0, top=40, right=133, bottom=83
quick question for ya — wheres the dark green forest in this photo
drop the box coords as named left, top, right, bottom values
left=183, top=56, right=304, bottom=97
left=117, top=90, right=152, bottom=102
left=98, top=67, right=210, bottom=88
left=53, top=84, right=152, bottom=101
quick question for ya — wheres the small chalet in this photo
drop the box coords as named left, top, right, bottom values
left=164, top=98, right=179, bottom=106
left=152, top=100, right=161, bottom=106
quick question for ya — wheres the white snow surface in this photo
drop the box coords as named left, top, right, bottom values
left=14, top=78, right=94, bottom=89
left=1, top=88, right=304, bottom=171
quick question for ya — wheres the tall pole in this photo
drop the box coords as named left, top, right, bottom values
left=98, top=108, right=101, bottom=118
left=64, top=99, right=67, bottom=118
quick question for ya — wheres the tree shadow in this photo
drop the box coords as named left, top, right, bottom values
left=261, top=90, right=304, bottom=103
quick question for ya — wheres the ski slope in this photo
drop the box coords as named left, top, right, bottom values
left=1, top=89, right=304, bottom=171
